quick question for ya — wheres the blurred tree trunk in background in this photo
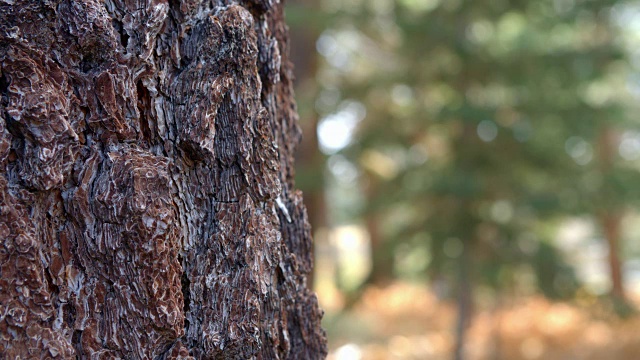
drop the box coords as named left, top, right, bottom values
left=364, top=177, right=394, bottom=285
left=342, top=176, right=394, bottom=310
left=0, top=0, right=326, bottom=358
left=597, top=128, right=626, bottom=302
left=602, top=213, right=624, bottom=300
left=289, top=0, right=326, bottom=289
left=296, top=118, right=325, bottom=289
left=367, top=212, right=394, bottom=284
left=454, top=243, right=473, bottom=360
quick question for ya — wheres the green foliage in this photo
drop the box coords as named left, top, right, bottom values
left=533, top=241, right=581, bottom=299
left=292, top=0, right=640, bottom=298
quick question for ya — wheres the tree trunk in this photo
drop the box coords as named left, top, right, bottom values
left=596, top=127, right=625, bottom=302
left=601, top=212, right=625, bottom=300
left=453, top=241, right=472, bottom=360
left=365, top=212, right=393, bottom=285
left=289, top=0, right=325, bottom=289
left=0, top=1, right=327, bottom=359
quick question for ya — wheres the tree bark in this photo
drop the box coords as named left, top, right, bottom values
left=596, top=127, right=625, bottom=302
left=0, top=0, right=327, bottom=359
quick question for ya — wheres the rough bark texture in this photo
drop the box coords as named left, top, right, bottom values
left=0, top=0, right=327, bottom=359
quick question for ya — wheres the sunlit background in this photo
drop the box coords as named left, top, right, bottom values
left=286, top=0, right=640, bottom=359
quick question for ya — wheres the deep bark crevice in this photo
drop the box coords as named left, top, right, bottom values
left=181, top=265, right=191, bottom=321
left=136, top=79, right=152, bottom=145
left=0, top=71, right=9, bottom=99
left=111, top=18, right=129, bottom=50
left=72, top=330, right=83, bottom=357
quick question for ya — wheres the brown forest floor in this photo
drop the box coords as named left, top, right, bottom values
left=323, top=282, right=640, bottom=360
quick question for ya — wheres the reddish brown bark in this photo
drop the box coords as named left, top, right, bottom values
left=0, top=0, right=326, bottom=358
left=602, top=213, right=625, bottom=300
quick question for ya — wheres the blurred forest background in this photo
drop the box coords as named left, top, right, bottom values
left=286, top=0, right=640, bottom=359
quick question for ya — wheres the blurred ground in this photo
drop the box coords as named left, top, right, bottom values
left=323, top=282, right=640, bottom=360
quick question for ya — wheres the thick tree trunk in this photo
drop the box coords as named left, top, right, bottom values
left=0, top=1, right=327, bottom=359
